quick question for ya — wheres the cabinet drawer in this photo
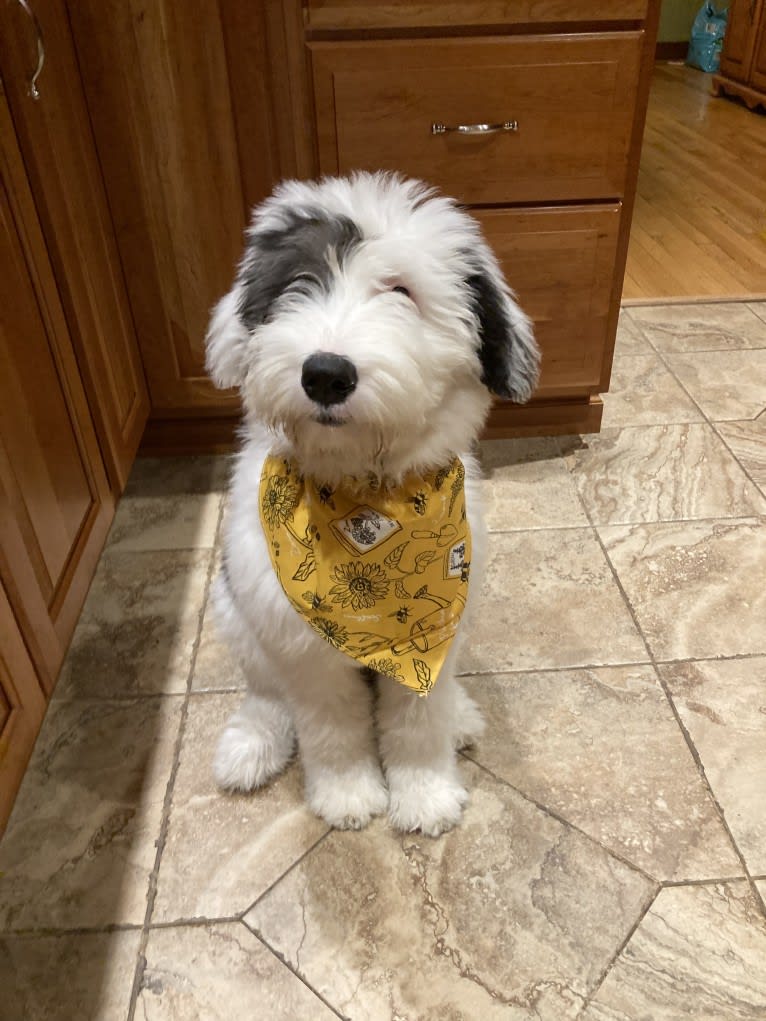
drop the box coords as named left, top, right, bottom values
left=311, top=33, right=642, bottom=205
left=475, top=204, right=621, bottom=397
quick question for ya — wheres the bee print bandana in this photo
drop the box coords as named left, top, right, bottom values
left=259, top=455, right=471, bottom=695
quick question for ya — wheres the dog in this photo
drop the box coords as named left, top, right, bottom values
left=204, top=172, right=539, bottom=836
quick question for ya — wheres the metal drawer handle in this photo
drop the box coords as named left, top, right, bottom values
left=15, top=0, right=45, bottom=100
left=431, top=120, right=518, bottom=135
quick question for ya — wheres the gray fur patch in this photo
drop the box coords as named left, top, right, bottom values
left=238, top=209, right=362, bottom=330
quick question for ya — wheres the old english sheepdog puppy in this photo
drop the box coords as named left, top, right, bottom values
left=205, top=172, right=539, bottom=836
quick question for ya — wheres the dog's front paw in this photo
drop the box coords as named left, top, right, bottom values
left=388, top=769, right=468, bottom=837
left=306, top=764, right=388, bottom=830
left=213, top=701, right=295, bottom=792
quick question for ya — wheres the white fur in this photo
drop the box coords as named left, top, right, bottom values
left=205, top=173, right=537, bottom=834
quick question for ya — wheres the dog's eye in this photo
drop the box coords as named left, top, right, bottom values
left=391, top=285, right=410, bottom=298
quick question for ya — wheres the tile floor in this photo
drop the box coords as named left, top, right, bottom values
left=2, top=301, right=766, bottom=1020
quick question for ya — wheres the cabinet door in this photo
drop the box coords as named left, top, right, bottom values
left=1, top=94, right=114, bottom=693
left=66, top=1, right=279, bottom=418
left=719, top=0, right=762, bottom=82
left=749, top=6, right=766, bottom=92
left=0, top=583, right=46, bottom=834
left=0, top=0, right=149, bottom=491
left=474, top=205, right=622, bottom=399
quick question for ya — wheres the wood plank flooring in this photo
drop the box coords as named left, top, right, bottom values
left=623, top=63, right=766, bottom=301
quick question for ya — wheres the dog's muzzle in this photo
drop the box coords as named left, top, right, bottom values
left=301, top=352, right=357, bottom=407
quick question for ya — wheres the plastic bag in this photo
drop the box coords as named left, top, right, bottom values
left=686, top=3, right=728, bottom=73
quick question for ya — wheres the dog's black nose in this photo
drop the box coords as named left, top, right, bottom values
left=301, top=353, right=358, bottom=406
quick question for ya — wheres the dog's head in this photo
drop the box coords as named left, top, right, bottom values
left=206, top=173, right=538, bottom=475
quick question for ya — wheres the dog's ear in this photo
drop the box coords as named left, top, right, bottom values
left=205, top=286, right=251, bottom=390
left=466, top=258, right=540, bottom=403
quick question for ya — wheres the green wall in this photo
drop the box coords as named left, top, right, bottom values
left=658, top=0, right=727, bottom=42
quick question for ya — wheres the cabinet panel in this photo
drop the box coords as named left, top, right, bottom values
left=750, top=6, right=766, bottom=92
left=305, top=0, right=651, bottom=30
left=474, top=205, right=621, bottom=398
left=0, top=0, right=149, bottom=490
left=1, top=93, right=113, bottom=692
left=311, top=34, right=642, bottom=205
left=718, top=0, right=762, bottom=82
left=67, top=0, right=247, bottom=416
left=0, top=583, right=46, bottom=834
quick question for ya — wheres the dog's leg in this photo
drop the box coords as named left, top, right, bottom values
left=213, top=654, right=296, bottom=792
left=288, top=664, right=388, bottom=830
left=378, top=653, right=481, bottom=836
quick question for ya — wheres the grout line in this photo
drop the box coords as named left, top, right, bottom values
left=237, top=829, right=333, bottom=921
left=144, top=914, right=241, bottom=930
left=455, top=660, right=653, bottom=679
left=487, top=513, right=765, bottom=533
left=710, top=421, right=766, bottom=499
left=660, top=876, right=753, bottom=889
left=0, top=922, right=144, bottom=939
left=246, top=926, right=349, bottom=1021
left=126, top=499, right=226, bottom=1021
left=462, top=754, right=658, bottom=886
left=581, top=490, right=766, bottom=919
left=621, top=295, right=766, bottom=308
left=457, top=650, right=766, bottom=680
left=575, top=885, right=659, bottom=1018
left=101, top=543, right=220, bottom=557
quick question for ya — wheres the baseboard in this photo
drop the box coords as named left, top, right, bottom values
left=140, top=397, right=604, bottom=454
left=655, top=41, right=688, bottom=61
left=140, top=415, right=241, bottom=455
left=483, top=396, right=603, bottom=439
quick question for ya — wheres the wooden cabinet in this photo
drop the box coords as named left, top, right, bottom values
left=1, top=88, right=115, bottom=694
left=0, top=1, right=149, bottom=828
left=713, top=0, right=766, bottom=110
left=310, top=34, right=643, bottom=205
left=0, top=583, right=46, bottom=832
left=308, top=6, right=659, bottom=434
left=0, top=0, right=149, bottom=490
left=66, top=0, right=303, bottom=446
left=64, top=0, right=659, bottom=443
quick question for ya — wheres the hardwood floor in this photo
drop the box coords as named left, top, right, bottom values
left=623, top=62, right=766, bottom=302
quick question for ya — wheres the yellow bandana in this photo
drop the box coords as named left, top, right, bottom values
left=259, top=455, right=471, bottom=695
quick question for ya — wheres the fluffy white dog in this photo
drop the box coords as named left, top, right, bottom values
left=205, top=172, right=539, bottom=836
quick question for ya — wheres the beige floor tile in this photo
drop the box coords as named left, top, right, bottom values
left=582, top=883, right=766, bottom=1021
left=666, top=349, right=766, bottom=421
left=190, top=586, right=247, bottom=692
left=461, top=529, right=646, bottom=673
left=716, top=419, right=766, bottom=495
left=628, top=302, right=766, bottom=353
left=124, top=455, right=231, bottom=497
left=600, top=519, right=766, bottom=662
left=478, top=437, right=588, bottom=531
left=137, top=922, right=336, bottom=1020
left=0, top=697, right=180, bottom=931
left=615, top=309, right=654, bottom=355
left=747, top=301, right=766, bottom=325
left=601, top=353, right=704, bottom=428
left=561, top=424, right=766, bottom=525
left=106, top=492, right=222, bottom=552
left=660, top=657, right=766, bottom=876
left=466, top=666, right=740, bottom=881
left=56, top=549, right=211, bottom=698
left=152, top=694, right=327, bottom=923
left=0, top=929, right=140, bottom=1021
left=246, top=762, right=653, bottom=1021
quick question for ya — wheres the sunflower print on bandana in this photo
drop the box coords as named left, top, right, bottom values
left=330, top=562, right=390, bottom=610
left=259, top=455, right=471, bottom=696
